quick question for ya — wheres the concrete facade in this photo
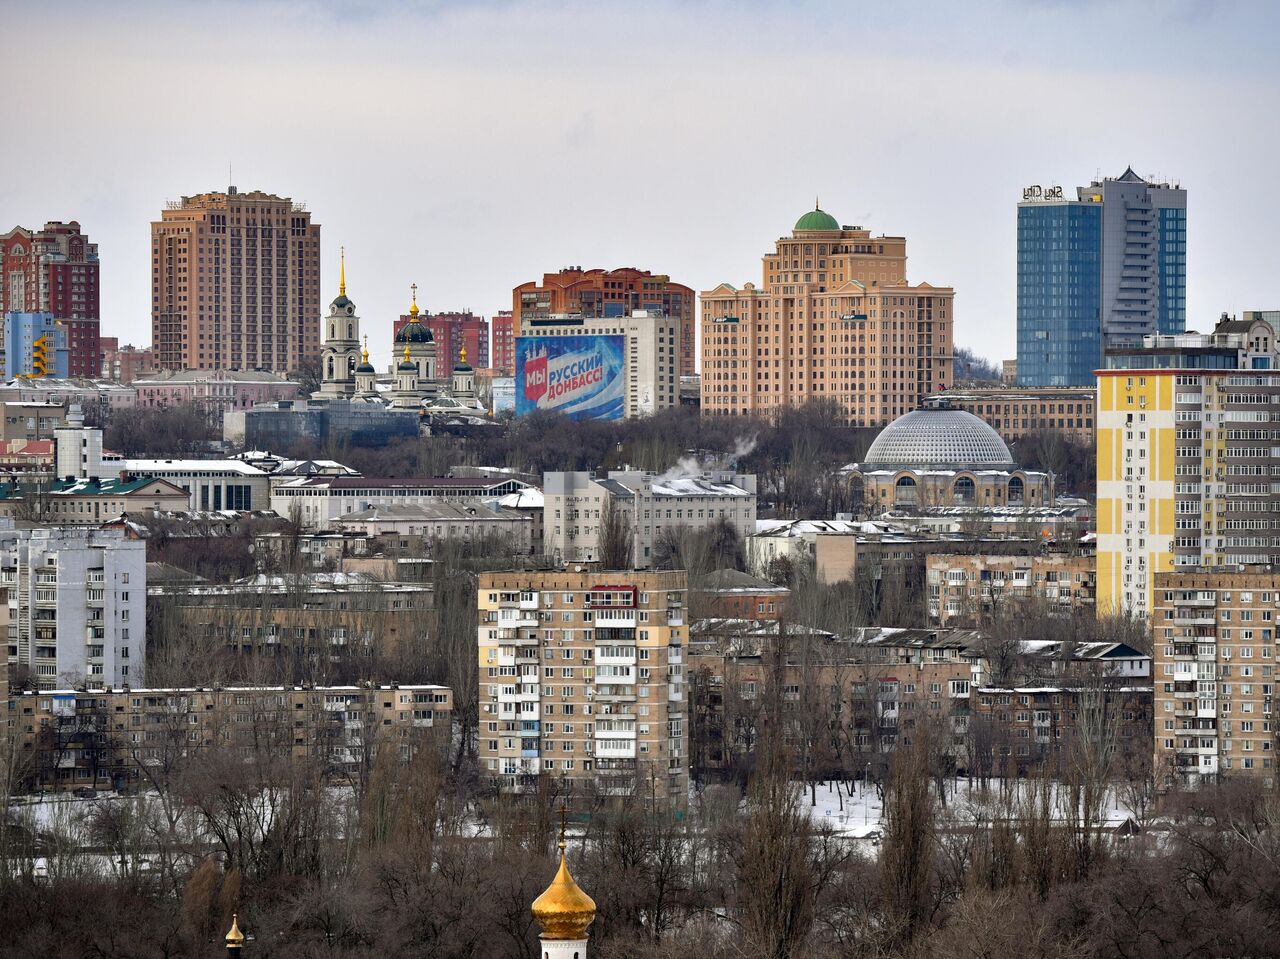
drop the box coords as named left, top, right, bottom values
left=543, top=470, right=757, bottom=568
left=1, top=524, right=145, bottom=690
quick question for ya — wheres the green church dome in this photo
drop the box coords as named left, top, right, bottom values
left=795, top=204, right=840, bottom=232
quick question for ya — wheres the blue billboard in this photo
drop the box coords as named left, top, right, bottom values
left=516, top=335, right=625, bottom=421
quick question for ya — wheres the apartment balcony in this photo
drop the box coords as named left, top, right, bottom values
left=495, top=627, right=539, bottom=645
left=594, top=685, right=637, bottom=703
left=597, top=668, right=637, bottom=685
left=596, top=651, right=637, bottom=667
left=1172, top=614, right=1216, bottom=626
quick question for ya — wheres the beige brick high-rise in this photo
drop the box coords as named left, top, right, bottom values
left=1153, top=570, right=1280, bottom=788
left=151, top=187, right=321, bottom=372
left=478, top=570, right=688, bottom=810
left=701, top=203, right=953, bottom=426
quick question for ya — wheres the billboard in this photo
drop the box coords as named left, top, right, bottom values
left=516, top=334, right=625, bottom=420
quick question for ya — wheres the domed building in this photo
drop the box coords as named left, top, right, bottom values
left=531, top=814, right=596, bottom=959
left=394, top=284, right=438, bottom=388
left=793, top=201, right=841, bottom=232
left=847, top=399, right=1053, bottom=510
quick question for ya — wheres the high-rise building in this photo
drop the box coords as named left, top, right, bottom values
left=0, top=222, right=100, bottom=377
left=1017, top=169, right=1186, bottom=387
left=150, top=186, right=321, bottom=373
left=701, top=203, right=954, bottom=425
left=1097, top=314, right=1278, bottom=615
left=513, top=268, right=696, bottom=378
left=393, top=309, right=490, bottom=370
left=491, top=310, right=515, bottom=373
left=477, top=569, right=688, bottom=809
left=1152, top=570, right=1279, bottom=788
left=1, top=522, right=145, bottom=690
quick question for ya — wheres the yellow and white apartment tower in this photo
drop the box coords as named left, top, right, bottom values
left=1098, top=315, right=1280, bottom=615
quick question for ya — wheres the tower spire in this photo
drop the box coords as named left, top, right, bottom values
left=409, top=282, right=420, bottom=319
left=362, top=334, right=369, bottom=364
left=815, top=194, right=820, bottom=210
left=339, top=247, right=346, bottom=296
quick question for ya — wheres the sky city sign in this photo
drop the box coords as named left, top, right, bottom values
left=1021, top=184, right=1065, bottom=202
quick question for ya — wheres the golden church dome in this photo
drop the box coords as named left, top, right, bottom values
left=532, top=821, right=596, bottom=941
left=225, top=914, right=245, bottom=950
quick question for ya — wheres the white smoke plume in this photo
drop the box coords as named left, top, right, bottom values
left=653, top=435, right=758, bottom=485
left=725, top=435, right=758, bottom=467
left=655, top=455, right=703, bottom=486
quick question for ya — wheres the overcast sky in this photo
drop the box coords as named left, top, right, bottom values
left=7, top=0, right=1278, bottom=368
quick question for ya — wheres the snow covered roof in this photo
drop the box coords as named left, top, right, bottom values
left=648, top=477, right=752, bottom=497
left=124, top=458, right=268, bottom=476
left=753, top=519, right=898, bottom=538
left=497, top=487, right=544, bottom=509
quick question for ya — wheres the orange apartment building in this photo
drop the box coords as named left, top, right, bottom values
left=701, top=204, right=954, bottom=426
left=512, top=268, right=697, bottom=377
left=151, top=187, right=321, bottom=373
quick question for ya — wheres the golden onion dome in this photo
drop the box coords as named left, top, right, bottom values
left=225, top=914, right=245, bottom=949
left=532, top=846, right=596, bottom=941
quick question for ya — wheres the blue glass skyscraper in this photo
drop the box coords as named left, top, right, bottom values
left=1017, top=200, right=1102, bottom=387
left=1017, top=168, right=1186, bottom=386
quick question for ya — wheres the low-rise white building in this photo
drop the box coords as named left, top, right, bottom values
left=270, top=475, right=532, bottom=530
left=1, top=522, right=145, bottom=690
left=120, top=458, right=272, bottom=511
left=544, top=469, right=756, bottom=568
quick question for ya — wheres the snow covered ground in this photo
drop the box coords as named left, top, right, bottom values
left=797, top=778, right=1143, bottom=838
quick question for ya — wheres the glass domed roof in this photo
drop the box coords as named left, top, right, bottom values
left=861, top=406, right=1014, bottom=469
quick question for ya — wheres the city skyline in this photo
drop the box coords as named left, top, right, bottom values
left=6, top=0, right=1280, bottom=369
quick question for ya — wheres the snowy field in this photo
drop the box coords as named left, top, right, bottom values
left=796, top=778, right=1143, bottom=839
